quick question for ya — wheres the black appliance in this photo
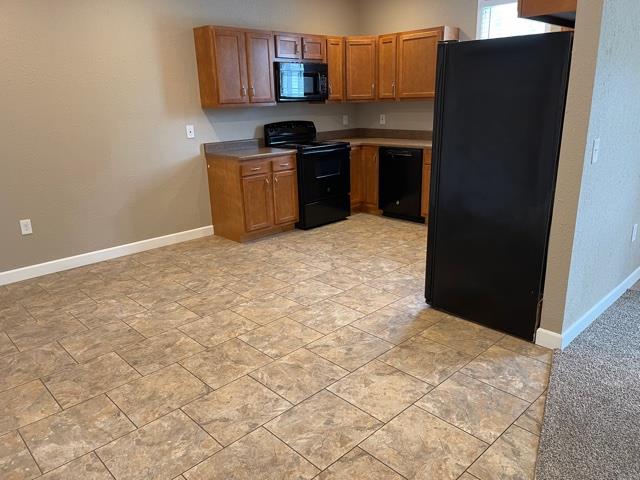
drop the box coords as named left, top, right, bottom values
left=274, top=62, right=328, bottom=102
left=264, top=121, right=350, bottom=229
left=426, top=32, right=573, bottom=341
left=379, top=147, right=425, bottom=223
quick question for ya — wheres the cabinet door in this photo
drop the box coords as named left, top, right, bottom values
left=327, top=36, right=345, bottom=101
left=362, top=146, right=379, bottom=207
left=272, top=170, right=299, bottom=225
left=397, top=29, right=441, bottom=99
left=346, top=36, right=377, bottom=101
left=421, top=149, right=432, bottom=217
left=242, top=174, right=273, bottom=231
left=214, top=28, right=249, bottom=104
left=378, top=34, right=397, bottom=100
left=275, top=34, right=301, bottom=60
left=245, top=31, right=275, bottom=104
left=350, top=146, right=364, bottom=208
left=302, top=35, right=326, bottom=61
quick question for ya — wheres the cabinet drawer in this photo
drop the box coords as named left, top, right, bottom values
left=241, top=160, right=271, bottom=177
left=272, top=156, right=296, bottom=172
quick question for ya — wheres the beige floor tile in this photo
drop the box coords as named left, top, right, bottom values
left=23, top=291, right=95, bottom=318
left=422, top=317, right=504, bottom=356
left=353, top=305, right=439, bottom=344
left=174, top=272, right=236, bottom=294
left=496, top=335, right=553, bottom=364
left=180, top=338, right=271, bottom=389
left=328, top=361, right=431, bottom=422
left=4, top=279, right=47, bottom=301
left=127, top=280, right=194, bottom=309
left=239, top=317, right=323, bottom=358
left=0, top=380, right=60, bottom=435
left=67, top=296, right=146, bottom=329
left=269, top=262, right=326, bottom=284
left=231, top=293, right=303, bottom=325
left=366, top=270, right=424, bottom=296
left=0, top=430, right=41, bottom=480
left=350, top=256, right=405, bottom=276
left=179, top=310, right=258, bottom=347
left=266, top=390, right=381, bottom=469
left=416, top=372, right=529, bottom=443
left=0, top=305, right=35, bottom=332
left=361, top=406, right=487, bottom=480
left=184, top=427, right=318, bottom=480
left=118, top=329, right=204, bottom=375
left=332, top=285, right=400, bottom=314
left=108, top=364, right=209, bottom=427
left=468, top=425, right=539, bottom=480
left=39, top=453, right=113, bottom=480
left=313, top=267, right=377, bottom=291
left=82, top=279, right=148, bottom=302
left=0, top=343, right=75, bottom=392
left=44, top=352, right=140, bottom=408
left=178, top=288, right=247, bottom=316
left=20, top=395, right=135, bottom=472
left=287, top=300, right=364, bottom=334
left=459, top=474, right=481, bottom=480
left=277, top=279, right=343, bottom=306
left=226, top=275, right=290, bottom=299
left=59, top=321, right=144, bottom=363
left=514, top=393, right=546, bottom=436
left=461, top=346, right=550, bottom=402
left=307, top=326, right=393, bottom=371
left=380, top=336, right=472, bottom=385
left=250, top=349, right=347, bottom=403
left=317, top=447, right=403, bottom=480
left=388, top=293, right=432, bottom=316
left=96, top=410, right=220, bottom=480
left=0, top=332, right=17, bottom=357
left=7, top=312, right=87, bottom=352
left=124, top=302, right=199, bottom=337
left=183, top=376, right=291, bottom=445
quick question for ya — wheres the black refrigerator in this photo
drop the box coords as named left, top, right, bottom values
left=425, top=32, right=573, bottom=341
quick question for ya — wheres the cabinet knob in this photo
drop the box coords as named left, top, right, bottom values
left=251, top=167, right=260, bottom=171
left=265, top=177, right=270, bottom=184
left=250, top=84, right=255, bottom=96
left=280, top=163, right=289, bottom=167
left=392, top=82, right=396, bottom=96
left=241, top=85, right=247, bottom=97
left=371, top=83, right=375, bottom=94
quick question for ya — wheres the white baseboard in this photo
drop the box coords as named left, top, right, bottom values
left=536, top=264, right=640, bottom=350
left=0, top=225, right=214, bottom=286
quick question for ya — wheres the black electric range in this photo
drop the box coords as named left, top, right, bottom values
left=264, top=121, right=351, bottom=230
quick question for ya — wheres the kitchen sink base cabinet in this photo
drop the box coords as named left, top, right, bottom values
left=206, top=153, right=298, bottom=242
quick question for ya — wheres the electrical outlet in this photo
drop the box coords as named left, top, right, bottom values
left=379, top=114, right=386, bottom=125
left=591, top=137, right=600, bottom=164
left=19, top=219, right=32, bottom=235
left=633, top=224, right=638, bottom=243
left=185, top=124, right=195, bottom=139
left=342, top=115, right=349, bottom=126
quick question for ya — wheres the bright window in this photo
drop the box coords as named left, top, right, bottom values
left=477, top=0, right=548, bottom=40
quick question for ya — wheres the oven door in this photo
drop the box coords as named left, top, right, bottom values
left=276, top=62, right=328, bottom=102
left=299, top=147, right=350, bottom=203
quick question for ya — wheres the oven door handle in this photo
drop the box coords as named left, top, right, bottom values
left=303, top=147, right=348, bottom=156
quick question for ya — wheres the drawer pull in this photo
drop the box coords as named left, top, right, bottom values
left=251, top=167, right=261, bottom=171
left=279, top=163, right=289, bottom=167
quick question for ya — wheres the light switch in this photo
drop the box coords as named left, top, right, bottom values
left=342, top=115, right=349, bottom=126
left=591, top=137, right=600, bottom=164
left=185, top=124, right=196, bottom=139
left=379, top=114, right=386, bottom=125
left=19, top=219, right=32, bottom=235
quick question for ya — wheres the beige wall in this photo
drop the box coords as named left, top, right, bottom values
left=0, top=0, right=360, bottom=271
left=541, top=0, right=640, bottom=335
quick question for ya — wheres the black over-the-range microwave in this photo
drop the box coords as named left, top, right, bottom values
left=274, top=62, right=328, bottom=102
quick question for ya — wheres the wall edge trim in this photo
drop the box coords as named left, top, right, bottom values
left=536, top=264, right=640, bottom=350
left=0, top=225, right=214, bottom=286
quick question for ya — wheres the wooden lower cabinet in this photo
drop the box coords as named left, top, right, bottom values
left=421, top=148, right=432, bottom=217
left=206, top=153, right=298, bottom=242
left=273, top=169, right=299, bottom=224
left=350, top=146, right=364, bottom=210
left=362, top=146, right=381, bottom=214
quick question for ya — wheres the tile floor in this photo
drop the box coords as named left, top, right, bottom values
left=0, top=214, right=552, bottom=480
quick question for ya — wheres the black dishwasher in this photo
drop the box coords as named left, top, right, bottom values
left=378, top=147, right=424, bottom=222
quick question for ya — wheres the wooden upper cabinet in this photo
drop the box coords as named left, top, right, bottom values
left=302, top=35, right=326, bottom=61
left=518, top=0, right=576, bottom=27
left=346, top=36, right=377, bottom=101
left=397, top=27, right=458, bottom=99
left=212, top=28, right=249, bottom=104
left=272, top=170, right=299, bottom=225
left=377, top=34, right=397, bottom=100
left=274, top=33, right=302, bottom=59
left=327, top=36, right=345, bottom=101
left=245, top=31, right=275, bottom=103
